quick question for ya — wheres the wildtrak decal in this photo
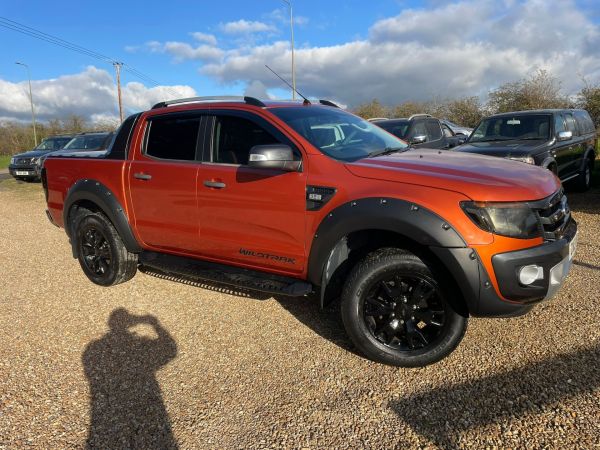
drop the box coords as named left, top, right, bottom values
left=239, top=248, right=296, bottom=265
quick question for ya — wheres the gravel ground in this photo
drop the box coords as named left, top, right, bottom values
left=0, top=177, right=599, bottom=449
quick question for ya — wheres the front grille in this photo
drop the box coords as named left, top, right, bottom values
left=15, top=157, right=34, bottom=165
left=531, top=189, right=571, bottom=241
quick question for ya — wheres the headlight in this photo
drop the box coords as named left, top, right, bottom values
left=506, top=156, right=535, bottom=165
left=461, top=201, right=540, bottom=239
left=31, top=157, right=40, bottom=165
left=10, top=157, right=15, bottom=165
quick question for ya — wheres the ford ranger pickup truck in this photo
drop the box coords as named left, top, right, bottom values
left=42, top=96, right=578, bottom=367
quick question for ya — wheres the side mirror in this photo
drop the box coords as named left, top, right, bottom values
left=557, top=130, right=572, bottom=142
left=248, top=144, right=300, bottom=172
left=410, top=135, right=427, bottom=144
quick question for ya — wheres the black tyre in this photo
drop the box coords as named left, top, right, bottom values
left=341, top=248, right=467, bottom=367
left=574, top=157, right=594, bottom=192
left=73, top=209, right=138, bottom=286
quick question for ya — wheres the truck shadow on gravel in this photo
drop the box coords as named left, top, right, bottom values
left=83, top=308, right=178, bottom=449
left=390, top=344, right=600, bottom=449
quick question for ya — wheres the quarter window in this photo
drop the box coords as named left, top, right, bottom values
left=212, top=116, right=279, bottom=165
left=145, top=115, right=201, bottom=161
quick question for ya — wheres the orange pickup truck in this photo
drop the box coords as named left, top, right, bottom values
left=42, top=96, right=577, bottom=367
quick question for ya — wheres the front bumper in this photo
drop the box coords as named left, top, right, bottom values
left=8, top=164, right=40, bottom=179
left=431, top=219, right=577, bottom=318
left=491, top=219, right=577, bottom=303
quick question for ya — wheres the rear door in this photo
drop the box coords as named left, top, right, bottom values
left=196, top=110, right=307, bottom=275
left=127, top=112, right=205, bottom=253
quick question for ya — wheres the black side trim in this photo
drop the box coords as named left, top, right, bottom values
left=306, top=186, right=336, bottom=211
left=307, top=198, right=466, bottom=286
left=140, top=252, right=312, bottom=297
left=63, top=179, right=142, bottom=253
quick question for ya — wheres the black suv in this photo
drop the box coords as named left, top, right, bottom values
left=40, top=131, right=115, bottom=167
left=9, top=135, right=73, bottom=181
left=373, top=114, right=465, bottom=149
left=456, top=109, right=597, bottom=191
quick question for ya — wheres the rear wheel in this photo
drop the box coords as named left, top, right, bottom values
left=341, top=248, right=467, bottom=367
left=73, top=209, right=138, bottom=286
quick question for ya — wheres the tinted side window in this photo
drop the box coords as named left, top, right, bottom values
left=425, top=120, right=442, bottom=140
left=213, top=115, right=279, bottom=165
left=146, top=115, right=201, bottom=161
left=564, top=113, right=578, bottom=136
left=411, top=121, right=428, bottom=138
left=574, top=110, right=594, bottom=134
left=554, top=114, right=566, bottom=134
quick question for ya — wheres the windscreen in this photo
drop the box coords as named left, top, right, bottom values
left=269, top=107, right=408, bottom=162
left=469, top=115, right=552, bottom=143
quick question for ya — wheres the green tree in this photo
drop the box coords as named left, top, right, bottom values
left=444, top=97, right=484, bottom=127
left=487, top=70, right=569, bottom=114
left=577, top=80, right=600, bottom=129
left=353, top=99, right=389, bottom=119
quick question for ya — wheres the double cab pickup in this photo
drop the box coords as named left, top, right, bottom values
left=43, top=96, right=577, bottom=367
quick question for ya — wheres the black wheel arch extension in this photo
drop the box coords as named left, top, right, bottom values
left=307, top=198, right=474, bottom=309
left=63, top=179, right=142, bottom=253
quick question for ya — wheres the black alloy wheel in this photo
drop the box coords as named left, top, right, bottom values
left=72, top=209, right=138, bottom=286
left=79, top=226, right=112, bottom=276
left=363, top=274, right=446, bottom=351
left=341, top=248, right=467, bottom=367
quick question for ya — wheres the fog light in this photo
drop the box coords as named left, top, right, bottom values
left=518, top=264, right=544, bottom=285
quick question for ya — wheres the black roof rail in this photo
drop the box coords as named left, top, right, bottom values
left=319, top=99, right=339, bottom=108
left=151, top=96, right=266, bottom=109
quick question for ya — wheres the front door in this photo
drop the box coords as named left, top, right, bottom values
left=128, top=113, right=204, bottom=253
left=196, top=112, right=307, bottom=275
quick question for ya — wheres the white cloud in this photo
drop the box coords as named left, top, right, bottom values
left=197, top=0, right=600, bottom=105
left=219, top=19, right=276, bottom=34
left=0, top=66, right=196, bottom=123
left=191, top=31, right=218, bottom=46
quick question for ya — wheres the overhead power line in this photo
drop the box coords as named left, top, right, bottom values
left=0, top=16, right=179, bottom=97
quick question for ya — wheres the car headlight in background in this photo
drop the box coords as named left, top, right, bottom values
left=10, top=157, right=15, bottom=165
left=461, top=201, right=540, bottom=239
left=506, top=156, right=535, bottom=165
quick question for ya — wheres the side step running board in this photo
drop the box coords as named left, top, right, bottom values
left=139, top=252, right=313, bottom=297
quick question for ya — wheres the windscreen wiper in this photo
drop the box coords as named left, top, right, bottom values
left=367, top=147, right=408, bottom=158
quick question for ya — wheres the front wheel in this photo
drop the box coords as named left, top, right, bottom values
left=341, top=249, right=467, bottom=367
left=73, top=209, right=138, bottom=286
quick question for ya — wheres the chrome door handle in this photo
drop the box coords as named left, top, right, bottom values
left=134, top=172, right=152, bottom=180
left=203, top=180, right=226, bottom=189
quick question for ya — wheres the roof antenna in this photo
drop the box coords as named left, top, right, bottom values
left=265, top=65, right=311, bottom=105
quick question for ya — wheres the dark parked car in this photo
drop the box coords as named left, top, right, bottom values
left=8, top=135, right=73, bottom=181
left=455, top=109, right=597, bottom=191
left=440, top=119, right=473, bottom=137
left=373, top=114, right=465, bottom=149
left=40, top=131, right=115, bottom=167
